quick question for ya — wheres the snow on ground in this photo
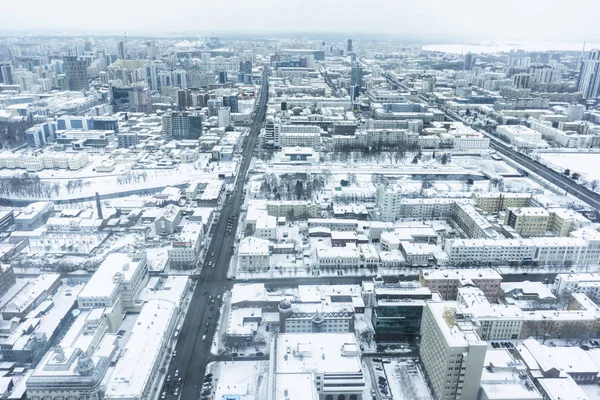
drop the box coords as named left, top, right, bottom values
left=538, top=152, right=600, bottom=181
left=0, top=157, right=238, bottom=200
left=209, top=360, right=270, bottom=400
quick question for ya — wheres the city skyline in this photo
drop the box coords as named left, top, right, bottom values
left=1, top=0, right=599, bottom=42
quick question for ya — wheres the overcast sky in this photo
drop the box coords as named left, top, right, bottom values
left=1, top=0, right=598, bottom=42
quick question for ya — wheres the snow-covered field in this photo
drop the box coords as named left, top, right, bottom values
left=538, top=152, right=600, bottom=181
left=0, top=157, right=238, bottom=201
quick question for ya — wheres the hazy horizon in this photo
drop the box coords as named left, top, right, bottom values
left=1, top=0, right=599, bottom=43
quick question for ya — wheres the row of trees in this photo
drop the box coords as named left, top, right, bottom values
left=116, top=172, right=149, bottom=185
left=259, top=172, right=332, bottom=201
left=0, top=174, right=59, bottom=197
left=328, top=140, right=421, bottom=164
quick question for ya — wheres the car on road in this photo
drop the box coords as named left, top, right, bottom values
left=208, top=313, right=213, bottom=319
left=206, top=322, right=210, bottom=327
left=202, top=335, right=207, bottom=341
left=166, top=375, right=171, bottom=382
left=174, top=369, right=179, bottom=377
left=203, top=290, right=208, bottom=295
left=161, top=391, right=167, bottom=399
left=202, top=389, right=211, bottom=396
left=204, top=327, right=209, bottom=334
left=172, top=350, right=177, bottom=357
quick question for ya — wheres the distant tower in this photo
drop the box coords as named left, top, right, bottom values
left=464, top=52, right=475, bottom=70
left=117, top=41, right=126, bottom=60
left=95, top=192, right=103, bottom=219
left=347, top=39, right=353, bottom=54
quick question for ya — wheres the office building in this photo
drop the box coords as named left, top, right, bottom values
left=578, top=49, right=600, bottom=99
left=267, top=333, right=366, bottom=400
left=371, top=281, right=438, bottom=340
left=63, top=56, right=89, bottom=91
left=161, top=111, right=203, bottom=139
left=420, top=301, right=487, bottom=400
left=0, top=264, right=15, bottom=298
left=0, top=61, right=13, bottom=85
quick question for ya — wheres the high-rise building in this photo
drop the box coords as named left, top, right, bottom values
left=218, top=107, right=231, bottom=128
left=162, top=111, right=203, bottom=139
left=0, top=61, right=14, bottom=85
left=62, top=56, right=89, bottom=91
left=567, top=104, right=586, bottom=122
left=218, top=71, right=227, bottom=84
left=464, top=52, right=476, bottom=70
left=350, top=63, right=363, bottom=89
left=145, top=63, right=159, bottom=91
left=578, top=49, right=600, bottom=99
left=513, top=73, right=531, bottom=89
left=347, top=38, right=353, bottom=54
left=420, top=301, right=487, bottom=400
left=146, top=40, right=157, bottom=59
left=173, top=69, right=187, bottom=89
left=117, top=41, right=126, bottom=60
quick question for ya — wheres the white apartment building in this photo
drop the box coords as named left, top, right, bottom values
left=376, top=186, right=455, bottom=222
left=168, top=223, right=203, bottom=269
left=420, top=301, right=487, bottom=400
left=238, top=237, right=270, bottom=271
left=317, top=244, right=360, bottom=269
left=0, top=153, right=89, bottom=171
left=444, top=233, right=600, bottom=266
left=529, top=119, right=593, bottom=148
left=255, top=215, right=277, bottom=239
left=279, top=131, right=321, bottom=147
left=496, top=125, right=544, bottom=148
left=553, top=273, right=600, bottom=298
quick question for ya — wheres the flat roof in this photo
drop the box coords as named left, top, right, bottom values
left=105, top=300, right=175, bottom=399
left=78, top=253, right=145, bottom=300
left=274, top=333, right=362, bottom=375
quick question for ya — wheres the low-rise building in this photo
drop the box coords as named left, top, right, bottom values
left=104, top=300, right=177, bottom=400
left=267, top=333, right=366, bottom=400
left=77, top=252, right=148, bottom=324
left=168, top=223, right=203, bottom=269
left=419, top=268, right=503, bottom=302
left=238, top=237, right=270, bottom=272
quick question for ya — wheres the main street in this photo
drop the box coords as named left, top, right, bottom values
left=163, top=66, right=269, bottom=400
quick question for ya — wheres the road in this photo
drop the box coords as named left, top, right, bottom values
left=162, top=66, right=270, bottom=400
